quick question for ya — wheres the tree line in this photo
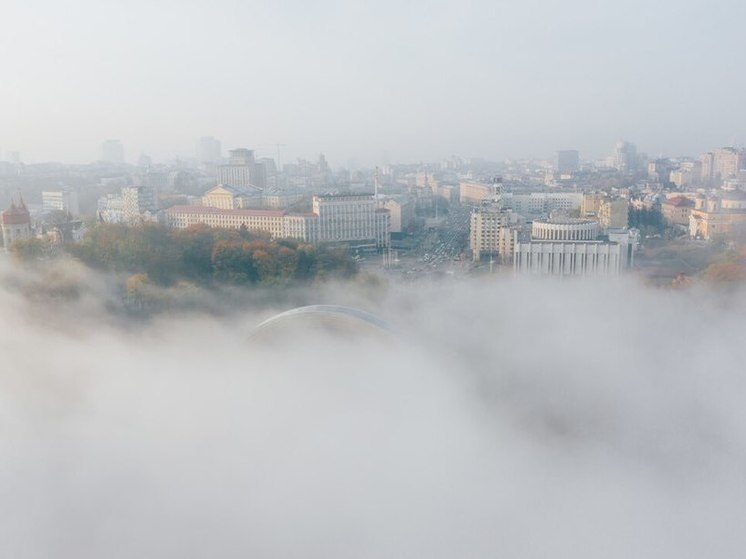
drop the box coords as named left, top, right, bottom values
left=15, top=223, right=358, bottom=286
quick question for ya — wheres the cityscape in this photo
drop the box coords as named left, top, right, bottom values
left=2, top=138, right=745, bottom=285
left=2, top=0, right=746, bottom=557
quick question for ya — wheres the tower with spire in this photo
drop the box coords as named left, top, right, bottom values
left=1, top=196, right=32, bottom=251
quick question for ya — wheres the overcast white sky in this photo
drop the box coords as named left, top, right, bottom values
left=1, top=0, right=745, bottom=166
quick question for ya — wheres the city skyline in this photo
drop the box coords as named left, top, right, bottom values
left=2, top=0, right=745, bottom=165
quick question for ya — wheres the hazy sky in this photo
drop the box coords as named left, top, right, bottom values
left=2, top=0, right=745, bottom=165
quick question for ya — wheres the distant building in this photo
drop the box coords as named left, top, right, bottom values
left=531, top=218, right=599, bottom=241
left=459, top=180, right=495, bottom=205
left=216, top=148, right=266, bottom=189
left=313, top=194, right=390, bottom=248
left=613, top=141, right=637, bottom=173
left=514, top=241, right=625, bottom=275
left=201, top=184, right=262, bottom=210
left=699, top=152, right=715, bottom=186
left=556, top=150, right=579, bottom=173
left=661, top=196, right=695, bottom=226
left=97, top=194, right=125, bottom=223
left=42, top=190, right=79, bottom=216
left=598, top=198, right=628, bottom=230
left=689, top=192, right=746, bottom=240
left=581, top=192, right=605, bottom=218
left=713, top=147, right=744, bottom=183
left=470, top=206, right=519, bottom=261
left=514, top=218, right=637, bottom=276
left=381, top=197, right=415, bottom=233
left=167, top=192, right=390, bottom=248
left=1, top=198, right=32, bottom=251
left=167, top=206, right=288, bottom=239
left=122, top=186, right=158, bottom=221
left=502, top=192, right=583, bottom=220
left=101, top=140, right=124, bottom=164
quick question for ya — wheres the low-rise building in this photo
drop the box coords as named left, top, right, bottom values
left=661, top=196, right=694, bottom=226
left=1, top=198, right=32, bottom=251
left=689, top=192, right=746, bottom=240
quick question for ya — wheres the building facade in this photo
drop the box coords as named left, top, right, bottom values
left=514, top=241, right=625, bottom=275
left=167, top=193, right=390, bottom=248
left=470, top=206, right=518, bottom=261
left=42, top=190, right=79, bottom=216
left=313, top=194, right=390, bottom=247
left=531, top=218, right=599, bottom=241
left=1, top=198, right=32, bottom=251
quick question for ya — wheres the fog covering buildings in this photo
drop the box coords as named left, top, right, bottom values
left=1, top=256, right=745, bottom=557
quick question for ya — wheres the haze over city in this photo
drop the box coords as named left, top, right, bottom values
left=3, top=0, right=746, bottom=557
left=2, top=0, right=746, bottom=165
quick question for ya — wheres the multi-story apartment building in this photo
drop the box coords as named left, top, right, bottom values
left=470, top=206, right=519, bottom=261
left=713, top=147, right=744, bottom=182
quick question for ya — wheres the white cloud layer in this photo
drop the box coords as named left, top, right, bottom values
left=1, top=260, right=745, bottom=557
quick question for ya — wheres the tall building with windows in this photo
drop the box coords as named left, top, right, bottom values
left=470, top=206, right=519, bottom=261
left=313, top=194, right=390, bottom=248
